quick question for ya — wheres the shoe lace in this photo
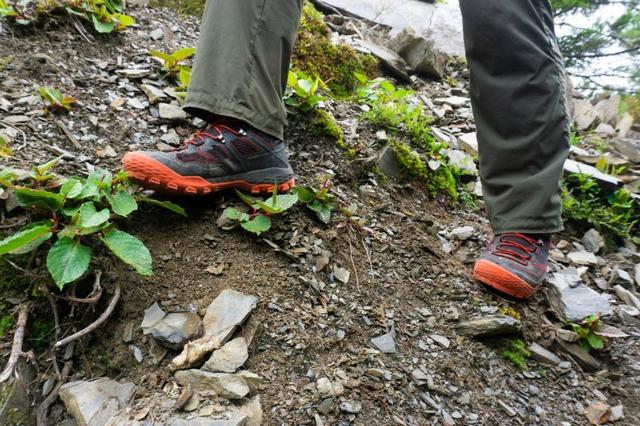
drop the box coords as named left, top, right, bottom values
left=184, top=123, right=244, bottom=147
left=492, top=233, right=540, bottom=264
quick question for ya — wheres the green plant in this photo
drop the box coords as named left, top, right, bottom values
left=570, top=314, right=606, bottom=352
left=1, top=0, right=135, bottom=33
left=150, top=47, right=196, bottom=78
left=0, top=161, right=185, bottom=289
left=501, top=339, right=531, bottom=369
left=291, top=2, right=377, bottom=97
left=285, top=70, right=327, bottom=113
left=292, top=177, right=337, bottom=224
left=562, top=173, right=639, bottom=242
left=0, top=135, right=12, bottom=157
left=37, top=86, right=76, bottom=113
left=225, top=188, right=298, bottom=235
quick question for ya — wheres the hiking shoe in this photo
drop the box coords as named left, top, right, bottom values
left=473, top=233, right=550, bottom=299
left=123, top=118, right=295, bottom=196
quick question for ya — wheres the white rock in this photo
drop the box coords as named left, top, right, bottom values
left=371, top=331, right=396, bottom=353
left=333, top=265, right=350, bottom=284
left=140, top=84, right=167, bottom=104
left=174, top=370, right=249, bottom=399
left=547, top=270, right=611, bottom=322
left=451, top=225, right=474, bottom=241
left=149, top=28, right=164, bottom=40
left=567, top=250, right=598, bottom=266
left=458, top=132, right=478, bottom=155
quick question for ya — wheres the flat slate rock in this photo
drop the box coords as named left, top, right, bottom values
left=174, top=370, right=250, bottom=400
left=59, top=378, right=136, bottom=426
left=150, top=312, right=203, bottom=349
left=203, top=337, right=249, bottom=373
left=457, top=315, right=521, bottom=338
left=371, top=331, right=397, bottom=353
left=203, top=289, right=258, bottom=344
left=547, top=270, right=611, bottom=322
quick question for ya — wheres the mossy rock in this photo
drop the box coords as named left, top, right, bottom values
left=150, top=0, right=206, bottom=16
left=292, top=3, right=378, bottom=97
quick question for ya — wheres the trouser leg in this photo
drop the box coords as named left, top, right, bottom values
left=459, top=0, right=570, bottom=234
left=184, top=0, right=303, bottom=140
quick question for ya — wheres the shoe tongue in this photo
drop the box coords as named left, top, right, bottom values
left=498, top=233, right=537, bottom=254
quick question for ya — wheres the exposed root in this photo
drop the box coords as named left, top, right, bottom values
left=36, top=357, right=73, bottom=426
left=55, top=281, right=121, bottom=349
left=60, top=270, right=103, bottom=305
left=0, top=303, right=31, bottom=383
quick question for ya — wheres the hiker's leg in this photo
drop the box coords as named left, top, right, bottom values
left=459, top=0, right=570, bottom=234
left=184, top=0, right=303, bottom=140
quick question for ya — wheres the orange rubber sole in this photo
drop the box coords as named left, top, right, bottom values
left=473, top=259, right=537, bottom=300
left=123, top=152, right=295, bottom=196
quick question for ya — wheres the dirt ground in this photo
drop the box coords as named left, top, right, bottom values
left=1, top=3, right=639, bottom=425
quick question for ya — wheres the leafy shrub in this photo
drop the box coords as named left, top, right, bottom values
left=0, top=0, right=135, bottom=33
left=562, top=173, right=639, bottom=242
left=225, top=188, right=298, bottom=235
left=292, top=178, right=337, bottom=224
left=284, top=70, right=327, bottom=113
left=0, top=160, right=185, bottom=289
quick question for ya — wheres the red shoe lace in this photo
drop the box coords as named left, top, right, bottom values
left=493, top=233, right=539, bottom=264
left=184, top=123, right=244, bottom=147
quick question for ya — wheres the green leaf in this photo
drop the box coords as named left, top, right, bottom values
left=224, top=207, right=249, bottom=222
left=178, top=66, right=191, bottom=89
left=105, top=190, right=138, bottom=217
left=58, top=221, right=111, bottom=238
left=0, top=135, right=12, bottom=158
left=101, top=229, right=152, bottom=276
left=256, top=193, right=298, bottom=214
left=14, top=188, right=64, bottom=210
left=241, top=215, right=271, bottom=235
left=60, top=179, right=83, bottom=199
left=139, top=197, right=187, bottom=217
left=292, top=187, right=314, bottom=203
left=78, top=202, right=110, bottom=228
left=149, top=50, right=173, bottom=63
left=0, top=221, right=53, bottom=255
left=586, top=332, right=605, bottom=350
left=114, top=13, right=134, bottom=28
left=287, top=71, right=298, bottom=88
left=235, top=190, right=261, bottom=209
left=46, top=237, right=91, bottom=289
left=172, top=47, right=197, bottom=61
left=92, top=14, right=115, bottom=33
left=316, top=206, right=332, bottom=224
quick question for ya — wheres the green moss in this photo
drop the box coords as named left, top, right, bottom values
left=501, top=339, right=531, bottom=369
left=292, top=3, right=378, bottom=97
left=309, top=109, right=355, bottom=158
left=389, top=139, right=458, bottom=200
left=150, top=0, right=206, bottom=16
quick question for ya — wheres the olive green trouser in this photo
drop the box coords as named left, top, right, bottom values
left=185, top=0, right=570, bottom=234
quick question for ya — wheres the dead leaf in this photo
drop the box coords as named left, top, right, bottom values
left=585, top=400, right=611, bottom=425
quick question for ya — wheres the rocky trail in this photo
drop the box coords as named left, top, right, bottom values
left=1, top=2, right=639, bottom=425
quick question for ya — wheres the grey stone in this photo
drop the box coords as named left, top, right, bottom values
left=59, top=378, right=136, bottom=426
left=445, top=149, right=477, bottom=174
left=203, top=337, right=249, bottom=373
left=430, top=334, right=450, bottom=348
left=159, top=103, right=187, bottom=120
left=353, top=39, right=411, bottom=82
left=595, top=123, right=615, bottom=137
left=527, top=342, right=562, bottom=366
left=236, top=370, right=263, bottom=393
left=572, top=98, right=597, bottom=130
left=339, top=400, right=362, bottom=414
left=174, top=370, right=249, bottom=399
left=0, top=360, right=35, bottom=425
left=130, top=345, right=143, bottom=363
left=375, top=144, right=402, bottom=178
left=392, top=28, right=447, bottom=79
left=115, top=68, right=152, bottom=79
left=458, top=132, right=478, bottom=155
left=127, top=97, right=145, bottom=110
left=203, top=289, right=258, bottom=344
left=168, top=414, right=247, bottom=426
left=556, top=340, right=602, bottom=371
left=333, top=265, right=350, bottom=284
left=564, top=159, right=621, bottom=188
left=457, top=315, right=521, bottom=337
left=567, top=250, right=599, bottom=266
left=547, top=270, right=611, bottom=322
left=149, top=28, right=164, bottom=40
left=434, top=96, right=469, bottom=108
left=615, top=113, right=634, bottom=138
left=141, top=302, right=166, bottom=331
left=371, top=331, right=396, bottom=353
left=593, top=94, right=620, bottom=125
left=613, top=138, right=640, bottom=164
left=636, top=264, right=640, bottom=286
left=150, top=312, right=203, bottom=349
left=451, top=225, right=474, bottom=241
left=582, top=228, right=605, bottom=254
left=614, top=285, right=640, bottom=310
left=140, top=84, right=167, bottom=104
left=610, top=404, right=625, bottom=421
left=556, top=328, right=579, bottom=342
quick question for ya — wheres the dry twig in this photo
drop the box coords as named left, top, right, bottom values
left=55, top=281, right=121, bottom=349
left=36, top=357, right=73, bottom=426
left=0, top=303, right=31, bottom=383
left=59, top=270, right=103, bottom=304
